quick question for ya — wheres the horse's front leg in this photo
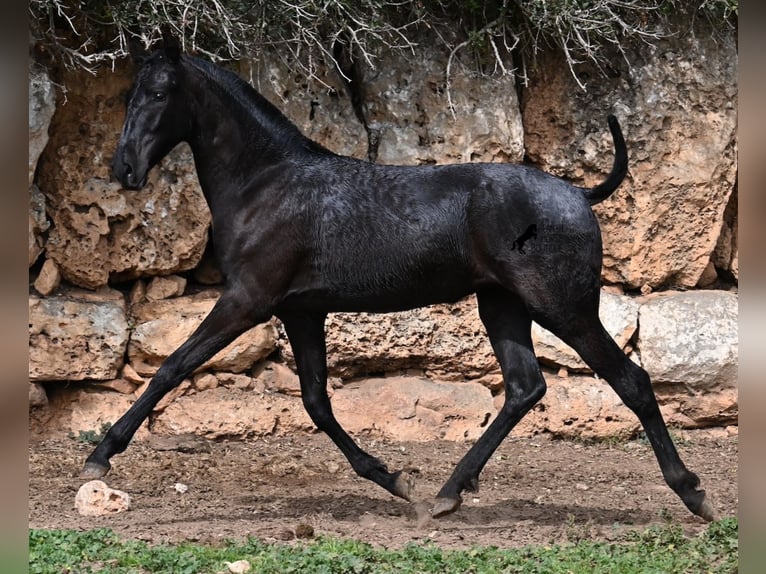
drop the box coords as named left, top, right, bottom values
left=280, top=311, right=414, bottom=501
left=82, top=292, right=265, bottom=477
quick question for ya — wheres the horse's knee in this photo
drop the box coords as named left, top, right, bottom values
left=501, top=379, right=546, bottom=416
left=612, top=365, right=657, bottom=415
left=301, top=391, right=334, bottom=430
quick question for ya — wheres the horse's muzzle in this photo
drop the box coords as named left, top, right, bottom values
left=112, top=152, right=147, bottom=190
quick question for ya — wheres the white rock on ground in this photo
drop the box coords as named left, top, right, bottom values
left=74, top=480, right=130, bottom=516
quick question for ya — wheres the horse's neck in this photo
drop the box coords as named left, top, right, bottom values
left=184, top=66, right=292, bottom=199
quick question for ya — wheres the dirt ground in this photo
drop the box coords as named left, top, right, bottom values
left=29, top=429, right=738, bottom=550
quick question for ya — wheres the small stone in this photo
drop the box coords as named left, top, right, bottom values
left=129, top=280, right=146, bottom=306
left=696, top=260, right=719, bottom=287
left=152, top=379, right=192, bottom=412
left=295, top=523, right=315, bottom=539
left=34, top=258, right=61, bottom=296
left=276, top=528, right=295, bottom=540
left=252, top=362, right=300, bottom=396
left=224, top=559, right=251, bottom=573
left=146, top=275, right=187, bottom=301
left=93, top=378, right=138, bottom=394
left=121, top=364, right=145, bottom=385
left=193, top=372, right=219, bottom=391
left=75, top=480, right=130, bottom=516
left=29, top=383, right=48, bottom=408
left=174, top=482, right=188, bottom=493
left=216, top=373, right=254, bottom=390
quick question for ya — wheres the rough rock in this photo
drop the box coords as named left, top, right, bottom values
left=152, top=375, right=495, bottom=442
left=92, top=378, right=139, bottom=394
left=29, top=62, right=55, bottom=267
left=33, top=258, right=61, bottom=296
left=246, top=55, right=369, bottom=159
left=712, top=187, right=738, bottom=281
left=151, top=386, right=314, bottom=438
left=192, top=372, right=219, bottom=391
left=515, top=374, right=640, bottom=439
left=150, top=379, right=193, bottom=413
left=659, top=386, right=738, bottom=429
left=29, top=61, right=56, bottom=186
left=287, top=290, right=642, bottom=380
left=75, top=480, right=130, bottom=516
left=29, top=383, right=48, bottom=408
left=215, top=373, right=255, bottom=391
left=252, top=361, right=301, bottom=396
left=696, top=261, right=719, bottom=288
left=637, top=291, right=738, bottom=390
left=145, top=275, right=187, bottom=301
left=330, top=376, right=495, bottom=441
left=532, top=292, right=640, bottom=371
left=39, top=365, right=737, bottom=439
left=29, top=184, right=49, bottom=267
left=29, top=290, right=129, bottom=381
left=128, top=291, right=278, bottom=375
left=249, top=32, right=524, bottom=166
left=36, top=63, right=210, bottom=289
left=522, top=27, right=737, bottom=290
left=281, top=296, right=497, bottom=381
left=37, top=386, right=149, bottom=439
left=515, top=369, right=737, bottom=438
left=358, top=32, right=525, bottom=165
left=121, top=364, right=145, bottom=385
left=44, top=164, right=210, bottom=289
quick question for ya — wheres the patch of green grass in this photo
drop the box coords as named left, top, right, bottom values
left=68, top=422, right=112, bottom=445
left=30, top=518, right=737, bottom=574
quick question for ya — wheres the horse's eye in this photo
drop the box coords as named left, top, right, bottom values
left=153, top=91, right=167, bottom=101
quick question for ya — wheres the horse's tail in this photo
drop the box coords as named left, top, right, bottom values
left=580, top=115, right=628, bottom=206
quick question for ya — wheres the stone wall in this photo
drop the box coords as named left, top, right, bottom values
left=28, top=21, right=737, bottom=442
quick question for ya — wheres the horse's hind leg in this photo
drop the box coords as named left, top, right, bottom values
left=82, top=291, right=262, bottom=477
left=537, top=304, right=718, bottom=522
left=433, top=286, right=546, bottom=517
left=279, top=311, right=414, bottom=501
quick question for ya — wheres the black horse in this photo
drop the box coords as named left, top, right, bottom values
left=83, top=39, right=715, bottom=522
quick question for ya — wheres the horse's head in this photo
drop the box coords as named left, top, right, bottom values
left=112, top=39, right=190, bottom=190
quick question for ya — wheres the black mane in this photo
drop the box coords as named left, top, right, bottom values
left=182, top=54, right=332, bottom=155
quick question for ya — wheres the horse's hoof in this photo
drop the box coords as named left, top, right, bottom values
left=81, top=461, right=110, bottom=479
left=393, top=471, right=415, bottom=501
left=696, top=494, right=719, bottom=522
left=432, top=496, right=461, bottom=518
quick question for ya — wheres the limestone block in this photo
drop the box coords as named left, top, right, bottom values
left=29, top=61, right=56, bottom=186
left=359, top=34, right=525, bottom=166
left=36, top=63, right=210, bottom=289
left=29, top=290, right=129, bottom=381
left=281, top=296, right=497, bottom=381
left=532, top=292, right=640, bottom=371
left=128, top=291, right=278, bottom=375
left=637, top=291, right=738, bottom=390
left=522, top=31, right=737, bottom=289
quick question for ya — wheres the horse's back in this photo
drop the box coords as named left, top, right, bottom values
left=271, top=156, right=600, bottom=313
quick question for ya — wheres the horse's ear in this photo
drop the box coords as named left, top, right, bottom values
left=161, top=27, right=181, bottom=63
left=127, top=36, right=148, bottom=66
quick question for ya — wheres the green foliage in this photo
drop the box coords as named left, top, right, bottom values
left=68, top=422, right=112, bottom=444
left=30, top=518, right=738, bottom=574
